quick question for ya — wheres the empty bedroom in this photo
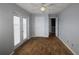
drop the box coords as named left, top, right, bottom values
left=0, top=3, right=79, bottom=55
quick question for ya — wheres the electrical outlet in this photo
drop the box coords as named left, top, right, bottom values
left=72, top=44, right=74, bottom=47
left=67, top=40, right=69, bottom=43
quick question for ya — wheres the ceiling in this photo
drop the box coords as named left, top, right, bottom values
left=16, top=3, right=70, bottom=14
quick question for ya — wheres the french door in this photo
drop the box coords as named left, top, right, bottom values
left=23, top=18, right=28, bottom=40
left=13, top=16, right=29, bottom=48
left=13, top=16, right=20, bottom=46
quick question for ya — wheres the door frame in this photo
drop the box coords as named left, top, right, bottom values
left=49, top=16, right=59, bottom=37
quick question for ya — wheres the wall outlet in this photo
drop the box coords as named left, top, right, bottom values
left=67, top=40, right=69, bottom=42
left=72, top=44, right=74, bottom=47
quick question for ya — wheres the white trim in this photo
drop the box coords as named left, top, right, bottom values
left=55, top=17, right=59, bottom=37
left=58, top=37, right=76, bottom=55
left=31, top=35, right=49, bottom=38
left=10, top=51, right=14, bottom=55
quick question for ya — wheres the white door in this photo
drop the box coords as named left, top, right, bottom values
left=35, top=16, right=45, bottom=36
left=23, top=18, right=28, bottom=40
left=13, top=16, right=20, bottom=46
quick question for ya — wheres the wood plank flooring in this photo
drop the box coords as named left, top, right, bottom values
left=14, top=34, right=73, bottom=55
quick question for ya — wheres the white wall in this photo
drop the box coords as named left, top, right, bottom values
left=0, top=3, right=31, bottom=55
left=31, top=14, right=49, bottom=37
left=58, top=4, right=79, bottom=54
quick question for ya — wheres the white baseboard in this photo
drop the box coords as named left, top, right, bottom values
left=31, top=35, right=49, bottom=38
left=10, top=51, right=14, bottom=55
left=58, top=37, right=76, bottom=55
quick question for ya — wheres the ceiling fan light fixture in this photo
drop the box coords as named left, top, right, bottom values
left=40, top=6, right=46, bottom=12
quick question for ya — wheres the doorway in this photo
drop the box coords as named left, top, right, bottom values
left=49, top=18, right=56, bottom=36
left=51, top=18, right=56, bottom=34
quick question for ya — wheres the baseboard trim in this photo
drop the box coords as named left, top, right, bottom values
left=10, top=51, right=14, bottom=55
left=58, top=37, right=76, bottom=55
left=31, top=36, right=49, bottom=38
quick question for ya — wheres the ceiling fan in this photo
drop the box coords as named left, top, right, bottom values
left=40, top=3, right=55, bottom=12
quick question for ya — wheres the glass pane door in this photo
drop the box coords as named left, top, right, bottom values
left=13, top=16, right=20, bottom=46
left=23, top=18, right=27, bottom=40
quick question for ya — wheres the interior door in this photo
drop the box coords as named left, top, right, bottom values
left=13, top=16, right=20, bottom=46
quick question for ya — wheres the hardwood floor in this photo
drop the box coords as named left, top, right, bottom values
left=14, top=34, right=73, bottom=55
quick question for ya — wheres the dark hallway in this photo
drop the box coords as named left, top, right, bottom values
left=49, top=18, right=56, bottom=35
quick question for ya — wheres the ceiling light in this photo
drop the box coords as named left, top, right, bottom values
left=40, top=6, right=46, bottom=12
